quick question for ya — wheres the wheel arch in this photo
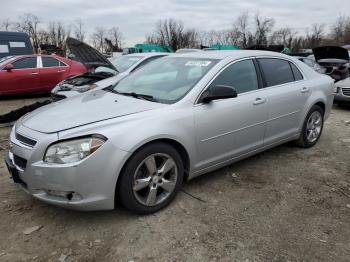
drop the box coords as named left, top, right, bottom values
left=114, top=138, right=191, bottom=207
left=299, top=97, right=327, bottom=132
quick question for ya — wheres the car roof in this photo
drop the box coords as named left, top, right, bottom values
left=170, top=50, right=290, bottom=60
left=125, top=52, right=170, bottom=58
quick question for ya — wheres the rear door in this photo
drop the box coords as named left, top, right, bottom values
left=258, top=58, right=310, bottom=145
left=0, top=56, right=39, bottom=95
left=39, top=56, right=69, bottom=91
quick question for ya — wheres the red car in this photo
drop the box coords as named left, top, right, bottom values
left=0, top=54, right=87, bottom=96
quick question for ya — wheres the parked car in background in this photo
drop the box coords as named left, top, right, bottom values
left=312, top=46, right=349, bottom=82
left=51, top=52, right=169, bottom=100
left=294, top=56, right=324, bottom=72
left=0, top=54, right=87, bottom=96
left=334, top=77, right=350, bottom=104
left=0, top=31, right=34, bottom=59
left=6, top=51, right=334, bottom=213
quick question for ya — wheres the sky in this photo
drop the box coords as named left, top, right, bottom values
left=1, top=0, right=350, bottom=46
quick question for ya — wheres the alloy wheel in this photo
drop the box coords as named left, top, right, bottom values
left=132, top=153, right=178, bottom=206
left=306, top=111, right=323, bottom=143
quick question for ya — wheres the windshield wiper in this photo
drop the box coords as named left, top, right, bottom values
left=104, top=86, right=158, bottom=102
left=118, top=92, right=158, bottom=102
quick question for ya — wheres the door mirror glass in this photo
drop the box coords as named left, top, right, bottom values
left=200, top=85, right=238, bottom=103
left=4, top=63, right=14, bottom=71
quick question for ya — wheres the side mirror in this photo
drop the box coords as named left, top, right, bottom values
left=4, top=64, right=14, bottom=71
left=200, top=85, right=238, bottom=103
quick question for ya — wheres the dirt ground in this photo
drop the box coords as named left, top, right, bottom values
left=0, top=96, right=349, bottom=262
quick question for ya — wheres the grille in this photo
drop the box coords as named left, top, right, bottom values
left=13, top=155, right=27, bottom=170
left=15, top=132, right=37, bottom=147
left=342, top=88, right=350, bottom=97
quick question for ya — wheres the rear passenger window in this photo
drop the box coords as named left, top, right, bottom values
left=42, top=57, right=60, bottom=67
left=210, top=59, right=259, bottom=94
left=258, top=58, right=294, bottom=87
left=13, top=57, right=37, bottom=69
left=290, top=62, right=303, bottom=81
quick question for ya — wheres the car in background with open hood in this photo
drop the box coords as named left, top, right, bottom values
left=312, top=46, right=350, bottom=104
left=51, top=37, right=169, bottom=100
left=312, top=46, right=349, bottom=82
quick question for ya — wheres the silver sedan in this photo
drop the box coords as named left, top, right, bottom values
left=6, top=51, right=334, bottom=213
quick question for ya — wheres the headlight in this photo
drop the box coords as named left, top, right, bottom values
left=73, top=84, right=97, bottom=93
left=44, top=136, right=106, bottom=164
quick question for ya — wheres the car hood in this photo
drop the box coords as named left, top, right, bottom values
left=335, top=77, right=350, bottom=87
left=66, top=37, right=118, bottom=71
left=56, top=72, right=115, bottom=89
left=312, top=46, right=350, bottom=63
left=22, top=90, right=165, bottom=133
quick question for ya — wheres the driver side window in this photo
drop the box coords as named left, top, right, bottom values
left=210, top=59, right=259, bottom=94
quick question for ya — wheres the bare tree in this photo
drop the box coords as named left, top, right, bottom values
left=16, top=13, right=41, bottom=49
left=146, top=19, right=199, bottom=50
left=270, top=27, right=296, bottom=47
left=92, top=27, right=106, bottom=53
left=72, top=18, right=85, bottom=42
left=330, top=16, right=350, bottom=45
left=234, top=11, right=250, bottom=47
left=305, top=23, right=325, bottom=48
left=107, top=27, right=124, bottom=51
left=254, top=13, right=275, bottom=45
left=1, top=18, right=13, bottom=31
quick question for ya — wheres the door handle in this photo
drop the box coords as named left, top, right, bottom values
left=30, top=72, right=39, bottom=75
left=253, top=98, right=266, bottom=105
left=57, top=70, right=66, bottom=73
left=301, top=87, right=310, bottom=93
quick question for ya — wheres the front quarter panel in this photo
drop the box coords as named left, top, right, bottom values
left=58, top=102, right=197, bottom=178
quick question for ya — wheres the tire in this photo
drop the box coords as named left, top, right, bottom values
left=296, top=105, right=324, bottom=148
left=117, top=142, right=184, bottom=214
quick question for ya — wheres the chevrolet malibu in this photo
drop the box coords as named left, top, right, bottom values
left=5, top=51, right=334, bottom=214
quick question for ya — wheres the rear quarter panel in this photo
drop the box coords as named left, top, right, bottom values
left=298, top=70, right=334, bottom=132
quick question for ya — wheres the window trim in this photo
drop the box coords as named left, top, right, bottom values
left=40, top=56, right=68, bottom=68
left=195, top=57, right=261, bottom=105
left=256, top=56, right=306, bottom=89
left=289, top=61, right=304, bottom=81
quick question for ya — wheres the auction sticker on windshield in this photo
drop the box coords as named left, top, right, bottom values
left=185, top=61, right=212, bottom=67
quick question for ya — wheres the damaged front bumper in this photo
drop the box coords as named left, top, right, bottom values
left=6, top=124, right=131, bottom=211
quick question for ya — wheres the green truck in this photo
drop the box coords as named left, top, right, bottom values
left=203, top=44, right=241, bottom=51
left=123, top=44, right=174, bottom=54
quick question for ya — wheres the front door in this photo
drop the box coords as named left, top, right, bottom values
left=0, top=56, right=39, bottom=95
left=193, top=59, right=268, bottom=171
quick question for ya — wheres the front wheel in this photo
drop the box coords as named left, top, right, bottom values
left=296, top=105, right=324, bottom=148
left=118, top=142, right=184, bottom=214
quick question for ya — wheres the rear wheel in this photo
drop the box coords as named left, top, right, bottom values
left=296, top=105, right=324, bottom=148
left=118, top=142, right=184, bottom=214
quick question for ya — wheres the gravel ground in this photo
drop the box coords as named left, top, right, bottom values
left=0, top=96, right=349, bottom=262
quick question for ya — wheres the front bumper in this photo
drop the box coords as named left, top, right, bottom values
left=6, top=124, right=131, bottom=211
left=334, top=87, right=350, bottom=103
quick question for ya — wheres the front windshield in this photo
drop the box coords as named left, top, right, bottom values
left=111, top=55, right=143, bottom=72
left=0, top=56, right=15, bottom=67
left=109, top=57, right=218, bottom=104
